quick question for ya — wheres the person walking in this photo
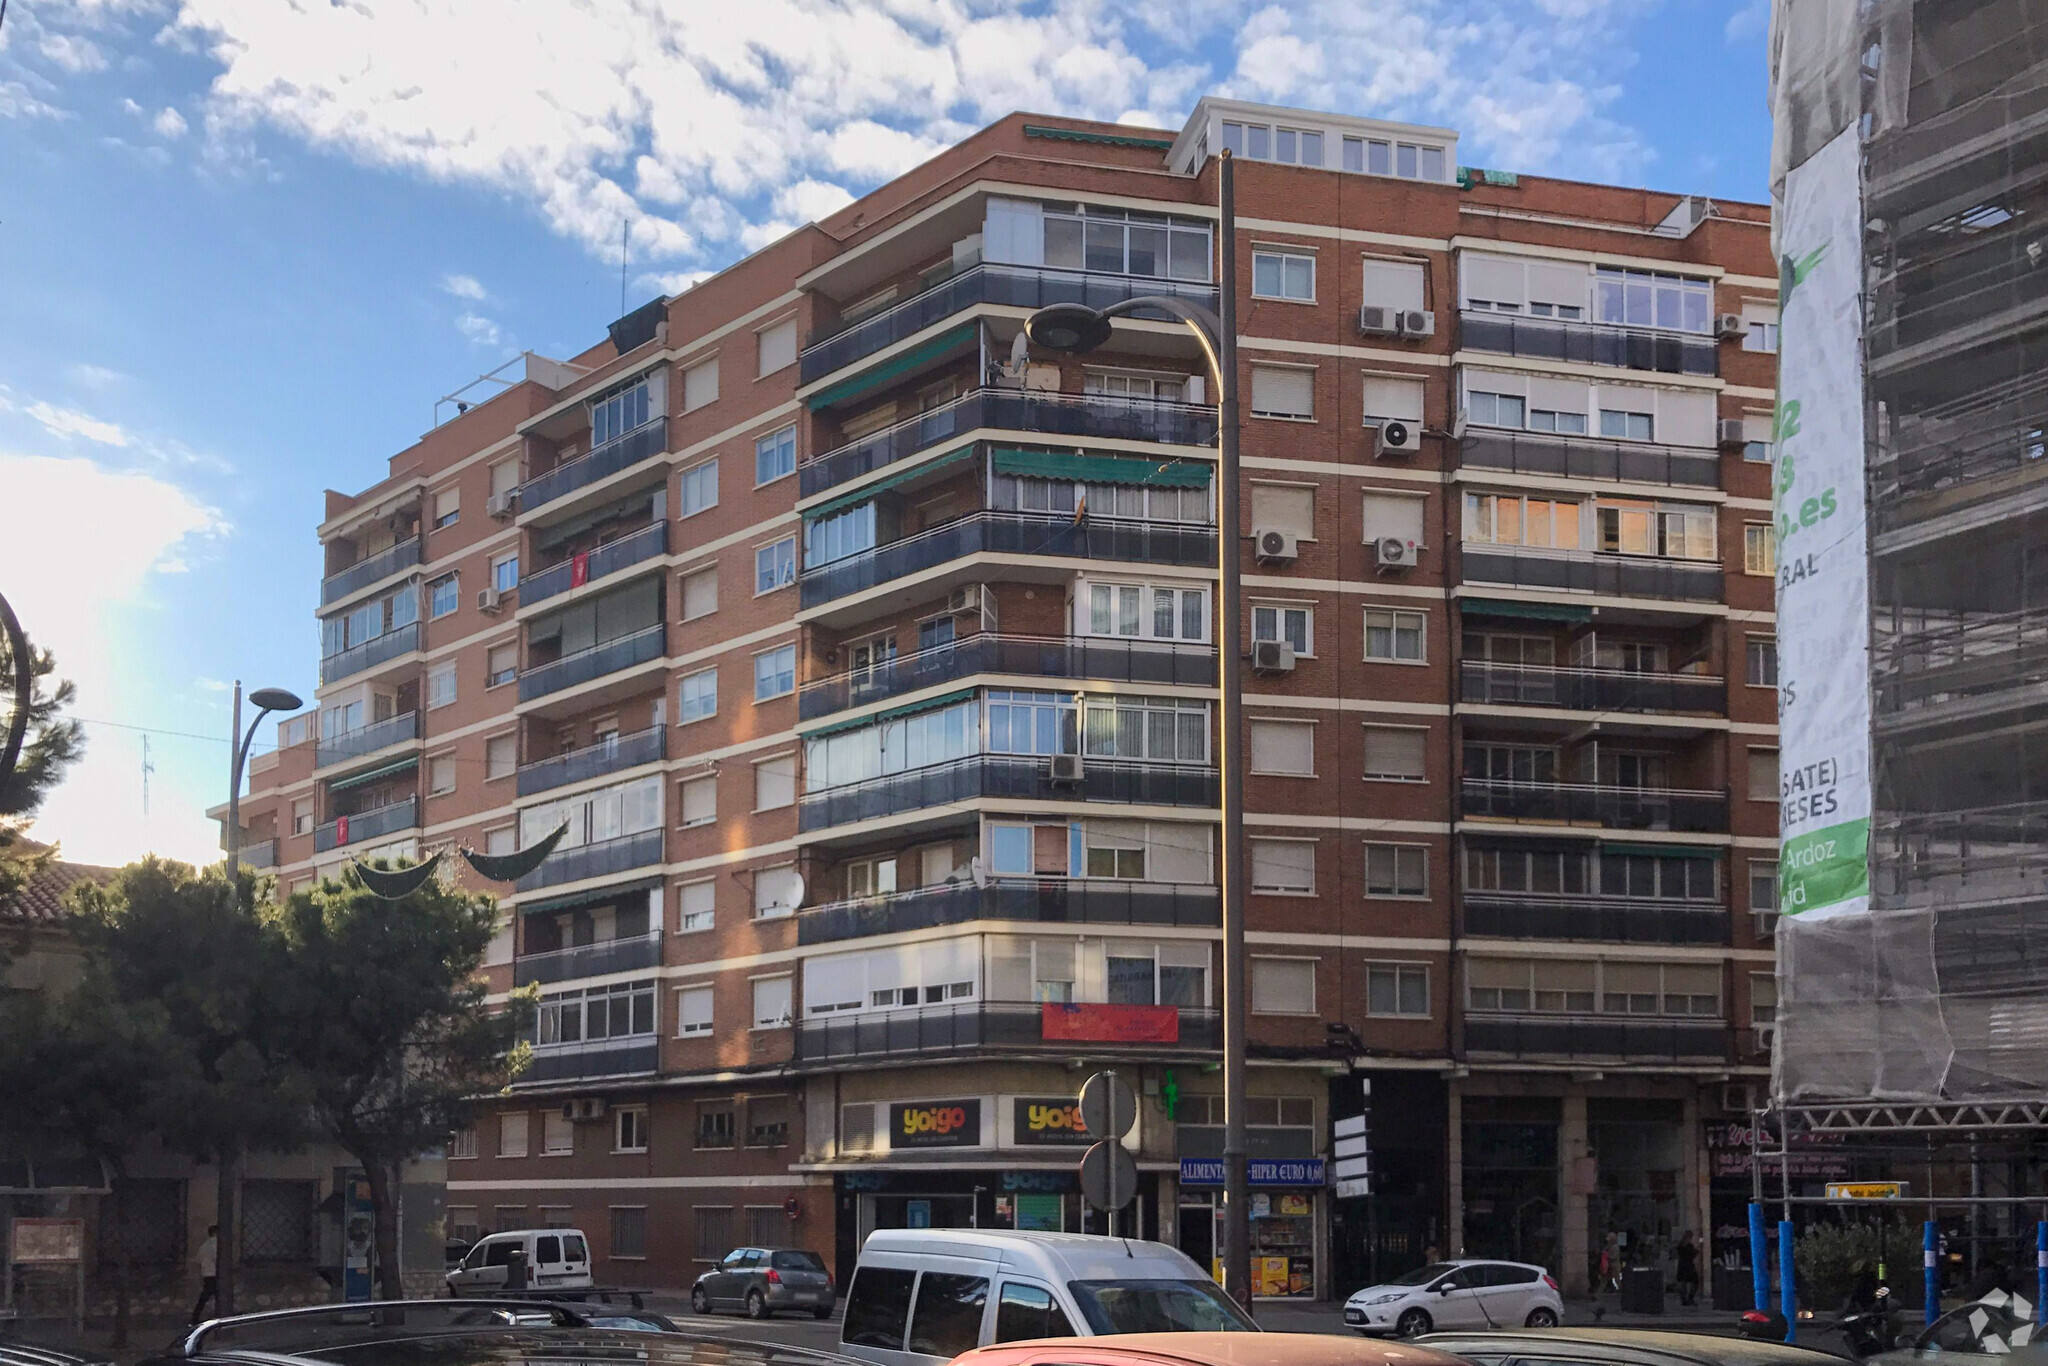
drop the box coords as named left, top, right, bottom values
left=1594, top=1232, right=1617, bottom=1298
left=191, top=1225, right=219, bottom=1324
left=1675, top=1231, right=1701, bottom=1307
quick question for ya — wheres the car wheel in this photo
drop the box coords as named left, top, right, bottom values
left=813, top=1305, right=833, bottom=1320
left=691, top=1287, right=710, bottom=1315
left=746, top=1290, right=769, bottom=1320
left=1526, top=1306, right=1560, bottom=1328
left=1396, top=1308, right=1433, bottom=1338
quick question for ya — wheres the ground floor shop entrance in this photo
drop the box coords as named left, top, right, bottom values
left=1175, top=1159, right=1325, bottom=1297
left=832, top=1169, right=1159, bottom=1276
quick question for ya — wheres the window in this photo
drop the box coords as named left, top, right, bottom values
left=1750, top=860, right=1779, bottom=939
left=807, top=501, right=877, bottom=566
left=1252, top=250, right=1315, bottom=301
left=678, top=881, right=715, bottom=935
left=451, top=1126, right=478, bottom=1160
left=752, top=975, right=793, bottom=1028
left=1251, top=957, right=1317, bottom=1014
left=1599, top=852, right=1718, bottom=900
left=433, top=486, right=460, bottom=530
left=487, top=643, right=518, bottom=687
left=611, top=1207, right=647, bottom=1259
left=590, top=376, right=653, bottom=446
left=754, top=425, right=796, bottom=485
left=756, top=537, right=796, bottom=593
left=1599, top=408, right=1655, bottom=441
left=1742, top=411, right=1776, bottom=464
left=1750, top=971, right=1777, bottom=1028
left=1249, top=719, right=1315, bottom=776
left=1250, top=837, right=1315, bottom=894
left=677, top=984, right=714, bottom=1037
left=1595, top=267, right=1713, bottom=333
left=428, top=662, right=457, bottom=709
left=753, top=644, right=796, bottom=701
left=996, top=1283, right=1077, bottom=1343
left=1745, top=523, right=1777, bottom=575
left=1367, top=962, right=1430, bottom=1016
left=757, top=319, right=797, bottom=376
left=1747, top=635, right=1779, bottom=687
left=679, top=459, right=718, bottom=517
left=428, top=573, right=460, bottom=618
left=1362, top=725, right=1426, bottom=782
left=675, top=774, right=717, bottom=829
left=534, top=980, right=656, bottom=1045
left=492, top=554, right=518, bottom=593
left=429, top=755, right=456, bottom=796
left=681, top=566, right=717, bottom=620
left=542, top=1111, right=574, bottom=1155
left=1364, top=608, right=1426, bottom=662
left=1748, top=748, right=1779, bottom=802
left=1362, top=375, right=1426, bottom=426
left=1466, top=741, right=1558, bottom=784
left=498, top=1112, right=529, bottom=1158
left=844, top=1265, right=919, bottom=1351
left=754, top=755, right=795, bottom=811
left=1744, top=319, right=1780, bottom=353
left=1364, top=842, right=1429, bottom=897
left=679, top=668, right=717, bottom=723
left=1464, top=492, right=1583, bottom=549
left=1003, top=200, right=1212, bottom=282
left=1594, top=501, right=1716, bottom=560
left=693, top=1203, right=734, bottom=1259
left=1250, top=484, right=1314, bottom=538
left=1080, top=695, right=1208, bottom=764
left=747, top=1095, right=790, bottom=1147
left=755, top=866, right=799, bottom=919
left=1252, top=603, right=1312, bottom=656
left=485, top=826, right=515, bottom=855
left=1466, top=387, right=1528, bottom=430
left=1362, top=259, right=1427, bottom=311
left=683, top=358, right=718, bottom=411
left=1083, top=581, right=1208, bottom=641
left=1250, top=364, right=1314, bottom=419
left=1084, top=370, right=1189, bottom=402
left=490, top=459, right=519, bottom=498
left=485, top=733, right=517, bottom=780
left=1084, top=825, right=1146, bottom=880
left=292, top=798, right=313, bottom=835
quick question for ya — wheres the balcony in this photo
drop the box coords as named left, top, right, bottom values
left=517, top=725, right=666, bottom=797
left=236, top=839, right=278, bottom=870
left=519, top=624, right=665, bottom=702
left=1464, top=1015, right=1730, bottom=1060
left=321, top=537, right=422, bottom=606
left=798, top=879, right=1220, bottom=946
left=801, top=754, right=1218, bottom=832
left=1458, top=311, right=1718, bottom=377
left=794, top=1000, right=1221, bottom=1063
left=523, top=1038, right=659, bottom=1083
left=514, top=930, right=663, bottom=988
left=514, top=827, right=664, bottom=892
left=319, top=622, right=421, bottom=686
left=802, top=512, right=1215, bottom=610
left=521, top=522, right=668, bottom=608
left=1458, top=429, right=1719, bottom=490
left=313, top=795, right=419, bottom=852
left=802, top=388, right=1219, bottom=498
left=519, top=418, right=668, bottom=514
left=1461, top=894, right=1731, bottom=945
left=315, top=712, right=420, bottom=769
left=1459, top=779, right=1728, bottom=833
left=1460, top=662, right=1725, bottom=715
left=1460, top=547, right=1721, bottom=603
left=801, top=634, right=1217, bottom=721
left=801, top=262, right=1221, bottom=386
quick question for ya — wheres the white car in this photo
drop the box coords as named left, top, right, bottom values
left=1344, top=1258, right=1562, bottom=1337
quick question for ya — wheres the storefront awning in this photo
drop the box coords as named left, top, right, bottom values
left=992, top=448, right=1213, bottom=487
left=806, top=323, right=978, bottom=411
left=520, top=876, right=663, bottom=918
left=328, top=755, right=419, bottom=791
left=804, top=687, right=979, bottom=739
left=803, top=447, right=975, bottom=521
left=1461, top=597, right=1594, bottom=622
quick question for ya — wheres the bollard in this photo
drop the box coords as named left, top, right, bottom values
left=1780, top=1219, right=1797, bottom=1343
left=1751, top=1203, right=1771, bottom=1312
left=1925, top=1221, right=1940, bottom=1326
left=2036, top=1221, right=2046, bottom=1328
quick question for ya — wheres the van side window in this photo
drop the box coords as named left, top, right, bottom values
left=908, top=1273, right=989, bottom=1358
left=844, top=1267, right=919, bottom=1349
left=996, top=1282, right=1076, bottom=1342
left=484, top=1241, right=516, bottom=1267
left=563, top=1235, right=587, bottom=1262
left=462, top=1241, right=492, bottom=1270
left=535, top=1235, right=561, bottom=1264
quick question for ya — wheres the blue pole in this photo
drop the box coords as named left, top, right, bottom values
left=1780, top=1218, right=1798, bottom=1343
left=2035, top=1221, right=2046, bottom=1328
left=1925, top=1220, right=1941, bottom=1326
left=1750, top=1202, right=1771, bottom=1312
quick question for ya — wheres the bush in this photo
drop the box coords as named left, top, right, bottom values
left=1794, top=1221, right=1924, bottom=1308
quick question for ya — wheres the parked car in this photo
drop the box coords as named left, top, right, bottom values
left=956, top=1330, right=1465, bottom=1366
left=839, top=1229, right=1255, bottom=1366
left=1345, top=1260, right=1562, bottom=1337
left=1419, top=1328, right=1845, bottom=1366
left=1867, top=1296, right=2038, bottom=1366
left=692, top=1247, right=836, bottom=1319
left=444, top=1229, right=593, bottom=1296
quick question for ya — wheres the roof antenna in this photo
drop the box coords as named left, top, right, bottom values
left=620, top=217, right=629, bottom=317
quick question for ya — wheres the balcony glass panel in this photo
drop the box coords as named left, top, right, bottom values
left=315, top=712, right=420, bottom=769
left=517, top=726, right=666, bottom=797
left=800, top=635, right=1216, bottom=720
left=1459, top=429, right=1719, bottom=489
left=519, top=418, right=668, bottom=513
left=1459, top=779, right=1728, bottom=832
left=800, top=754, right=1217, bottom=831
left=522, top=1038, right=659, bottom=1082
left=236, top=839, right=278, bottom=870
left=794, top=1000, right=1220, bottom=1061
left=1464, top=1016, right=1729, bottom=1059
left=798, top=879, right=1220, bottom=945
left=514, top=930, right=663, bottom=987
left=514, top=827, right=665, bottom=892
left=521, top=522, right=668, bottom=608
left=319, top=622, right=421, bottom=686
left=1459, top=311, right=1719, bottom=377
left=1462, top=894, right=1730, bottom=945
left=1459, top=662, right=1725, bottom=715
left=312, top=795, right=419, bottom=852
left=519, top=624, right=665, bottom=702
left=1459, top=547, right=1722, bottom=602
left=321, top=537, right=422, bottom=606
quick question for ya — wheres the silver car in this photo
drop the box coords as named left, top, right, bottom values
left=691, top=1246, right=835, bottom=1320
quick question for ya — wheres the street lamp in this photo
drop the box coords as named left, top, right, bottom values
left=1024, top=150, right=1252, bottom=1311
left=225, top=681, right=303, bottom=884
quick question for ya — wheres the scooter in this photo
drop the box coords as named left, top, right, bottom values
left=1738, top=1286, right=1900, bottom=1358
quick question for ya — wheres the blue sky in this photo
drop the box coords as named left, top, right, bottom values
left=0, top=0, right=1773, bottom=868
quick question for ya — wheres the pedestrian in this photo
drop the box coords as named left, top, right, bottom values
left=1424, top=1243, right=1442, bottom=1266
left=191, top=1225, right=219, bottom=1324
left=1675, top=1231, right=1701, bottom=1307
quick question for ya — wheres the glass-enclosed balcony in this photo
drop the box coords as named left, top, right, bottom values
left=521, top=522, right=667, bottom=608
left=1461, top=893, right=1730, bottom=945
left=797, top=878, right=1220, bottom=946
left=519, top=418, right=668, bottom=514
left=315, top=712, right=420, bottom=770
left=514, top=827, right=664, bottom=892
left=801, top=754, right=1217, bottom=832
left=1459, top=662, right=1725, bottom=715
left=794, top=1000, right=1221, bottom=1062
left=1458, top=428, right=1719, bottom=490
left=321, top=537, right=421, bottom=606
left=319, top=622, right=421, bottom=687
left=522, top=1038, right=659, bottom=1082
left=1460, top=548, right=1721, bottom=603
left=519, top=624, right=665, bottom=702
left=313, top=795, right=419, bottom=852
left=1459, top=779, right=1728, bottom=832
left=517, top=725, right=666, bottom=797
left=800, top=634, right=1216, bottom=721
left=1458, top=311, right=1719, bottom=377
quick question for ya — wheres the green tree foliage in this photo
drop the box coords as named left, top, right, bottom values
left=0, top=618, right=85, bottom=902
left=1794, top=1219, right=1925, bottom=1309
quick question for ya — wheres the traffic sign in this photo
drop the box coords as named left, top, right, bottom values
left=1079, top=1070, right=1139, bottom=1139
left=1334, top=1135, right=1370, bottom=1160
left=1335, top=1177, right=1372, bottom=1199
left=1826, top=1181, right=1906, bottom=1200
left=1081, top=1139, right=1138, bottom=1210
left=1333, top=1115, right=1367, bottom=1140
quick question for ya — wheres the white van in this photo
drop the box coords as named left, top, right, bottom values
left=838, top=1229, right=1255, bottom=1366
left=445, top=1228, right=593, bottom=1295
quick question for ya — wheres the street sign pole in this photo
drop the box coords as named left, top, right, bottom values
left=1078, top=1070, right=1140, bottom=1234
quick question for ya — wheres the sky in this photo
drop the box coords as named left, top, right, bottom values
left=0, top=0, right=1775, bottom=870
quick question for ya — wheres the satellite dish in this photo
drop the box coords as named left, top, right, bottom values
left=788, top=872, right=806, bottom=911
left=1008, top=330, right=1030, bottom=372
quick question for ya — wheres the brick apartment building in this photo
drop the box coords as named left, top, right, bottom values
left=225, top=96, right=1782, bottom=1302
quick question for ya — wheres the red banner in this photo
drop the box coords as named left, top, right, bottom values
left=1041, top=1002, right=1180, bottom=1043
left=334, top=815, right=350, bottom=845
left=570, top=551, right=590, bottom=588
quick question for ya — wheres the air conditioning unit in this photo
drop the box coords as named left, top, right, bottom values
left=1251, top=640, right=1296, bottom=674
left=476, top=587, right=503, bottom=614
left=1374, top=537, right=1419, bottom=570
left=562, top=1097, right=608, bottom=1123
left=949, top=584, right=985, bottom=615
left=1358, top=305, right=1400, bottom=337
left=1716, top=312, right=1748, bottom=339
left=1752, top=1025, right=1777, bottom=1057
left=1717, top=418, right=1749, bottom=448
left=1376, top=420, right=1422, bottom=457
left=1253, top=527, right=1298, bottom=564
left=1048, top=753, right=1085, bottom=784
left=1397, top=309, right=1437, bottom=340
left=486, top=488, right=520, bottom=519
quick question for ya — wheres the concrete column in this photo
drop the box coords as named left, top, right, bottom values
left=1446, top=1080, right=1464, bottom=1258
left=1560, top=1090, right=1591, bottom=1297
left=1684, top=1088, right=1707, bottom=1250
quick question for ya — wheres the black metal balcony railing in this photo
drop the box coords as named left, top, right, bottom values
left=517, top=725, right=667, bottom=797
left=514, top=827, right=665, bottom=892
left=521, top=522, right=668, bottom=607
left=518, top=624, right=665, bottom=702
left=1464, top=1015, right=1730, bottom=1060
left=321, top=537, right=422, bottom=606
left=1460, top=661, right=1726, bottom=715
left=801, top=754, right=1217, bottom=832
left=318, top=622, right=423, bottom=686
left=312, top=795, right=419, bottom=853
left=235, top=839, right=278, bottom=870
left=315, top=711, right=420, bottom=769
left=514, top=930, right=663, bottom=987
left=802, top=388, right=1219, bottom=497
left=798, top=879, right=1220, bottom=946
left=802, top=512, right=1216, bottom=609
left=795, top=1000, right=1221, bottom=1062
left=1458, top=428, right=1719, bottom=490
left=519, top=418, right=668, bottom=514
left=522, top=1038, right=659, bottom=1083
left=1461, top=894, right=1731, bottom=945
left=1459, top=779, right=1729, bottom=833
left=1460, top=547, right=1722, bottom=603
left=800, top=262, right=1221, bottom=385
left=1458, top=311, right=1719, bottom=377
left=800, top=634, right=1217, bottom=721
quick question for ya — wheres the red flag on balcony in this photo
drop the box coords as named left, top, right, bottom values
left=335, top=814, right=350, bottom=845
left=571, top=552, right=590, bottom=587
left=1042, top=1002, right=1179, bottom=1043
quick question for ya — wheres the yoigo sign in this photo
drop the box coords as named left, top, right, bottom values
left=891, top=1099, right=982, bottom=1148
left=1013, top=1097, right=1093, bottom=1145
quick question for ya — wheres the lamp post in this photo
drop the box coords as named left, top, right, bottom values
left=1025, top=149, right=1251, bottom=1310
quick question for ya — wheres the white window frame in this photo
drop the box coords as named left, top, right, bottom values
left=756, top=317, right=798, bottom=378
left=676, top=983, right=714, bottom=1035
left=679, top=458, right=719, bottom=518
left=1249, top=955, right=1319, bottom=1015
left=751, top=973, right=794, bottom=1030
left=1249, top=836, right=1317, bottom=895
left=679, top=667, right=718, bottom=724
left=1251, top=249, right=1317, bottom=303
left=680, top=564, right=718, bottom=621
left=428, top=573, right=460, bottom=620
left=752, top=643, right=796, bottom=703
left=676, top=879, right=715, bottom=934
left=1363, top=607, right=1428, bottom=663
left=427, top=662, right=458, bottom=710
left=678, top=773, right=717, bottom=829
left=484, top=732, right=518, bottom=781
left=755, top=536, right=797, bottom=595
left=753, top=424, right=797, bottom=488
left=492, top=553, right=519, bottom=594
left=1251, top=601, right=1314, bottom=657
left=1363, top=841, right=1431, bottom=898
left=752, top=753, right=796, bottom=812
left=1360, top=724, right=1428, bottom=784
left=1364, top=960, right=1432, bottom=1017
left=1249, top=718, right=1317, bottom=778
left=613, top=1106, right=649, bottom=1154
left=427, top=752, right=457, bottom=796
left=1249, top=362, right=1316, bottom=422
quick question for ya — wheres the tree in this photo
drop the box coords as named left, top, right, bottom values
left=268, top=867, right=532, bottom=1300
left=0, top=594, right=85, bottom=902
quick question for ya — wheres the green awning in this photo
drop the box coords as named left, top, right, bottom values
left=803, top=447, right=975, bottom=521
left=521, top=876, right=663, bottom=917
left=1600, top=842, right=1720, bottom=859
left=1461, top=598, right=1594, bottom=623
left=328, top=755, right=419, bottom=791
left=1024, top=124, right=1174, bottom=151
left=806, top=323, right=978, bottom=411
left=804, top=687, right=980, bottom=738
left=992, top=448, right=1214, bottom=487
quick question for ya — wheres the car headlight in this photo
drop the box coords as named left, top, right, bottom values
left=1368, top=1294, right=1402, bottom=1306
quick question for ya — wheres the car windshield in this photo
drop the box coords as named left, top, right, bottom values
left=1065, top=1278, right=1258, bottom=1334
left=1386, top=1262, right=1460, bottom=1288
left=773, top=1251, right=827, bottom=1272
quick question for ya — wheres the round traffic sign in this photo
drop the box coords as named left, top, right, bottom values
left=1079, top=1139, right=1138, bottom=1211
left=1079, top=1070, right=1138, bottom=1140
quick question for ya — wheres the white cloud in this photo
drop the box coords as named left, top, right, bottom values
left=1725, top=0, right=1769, bottom=42
left=152, top=105, right=188, bottom=138
left=39, top=32, right=108, bottom=73
left=440, top=272, right=488, bottom=301
left=64, top=362, right=126, bottom=390
left=455, top=312, right=503, bottom=347
left=26, top=400, right=130, bottom=447
left=772, top=178, right=856, bottom=226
